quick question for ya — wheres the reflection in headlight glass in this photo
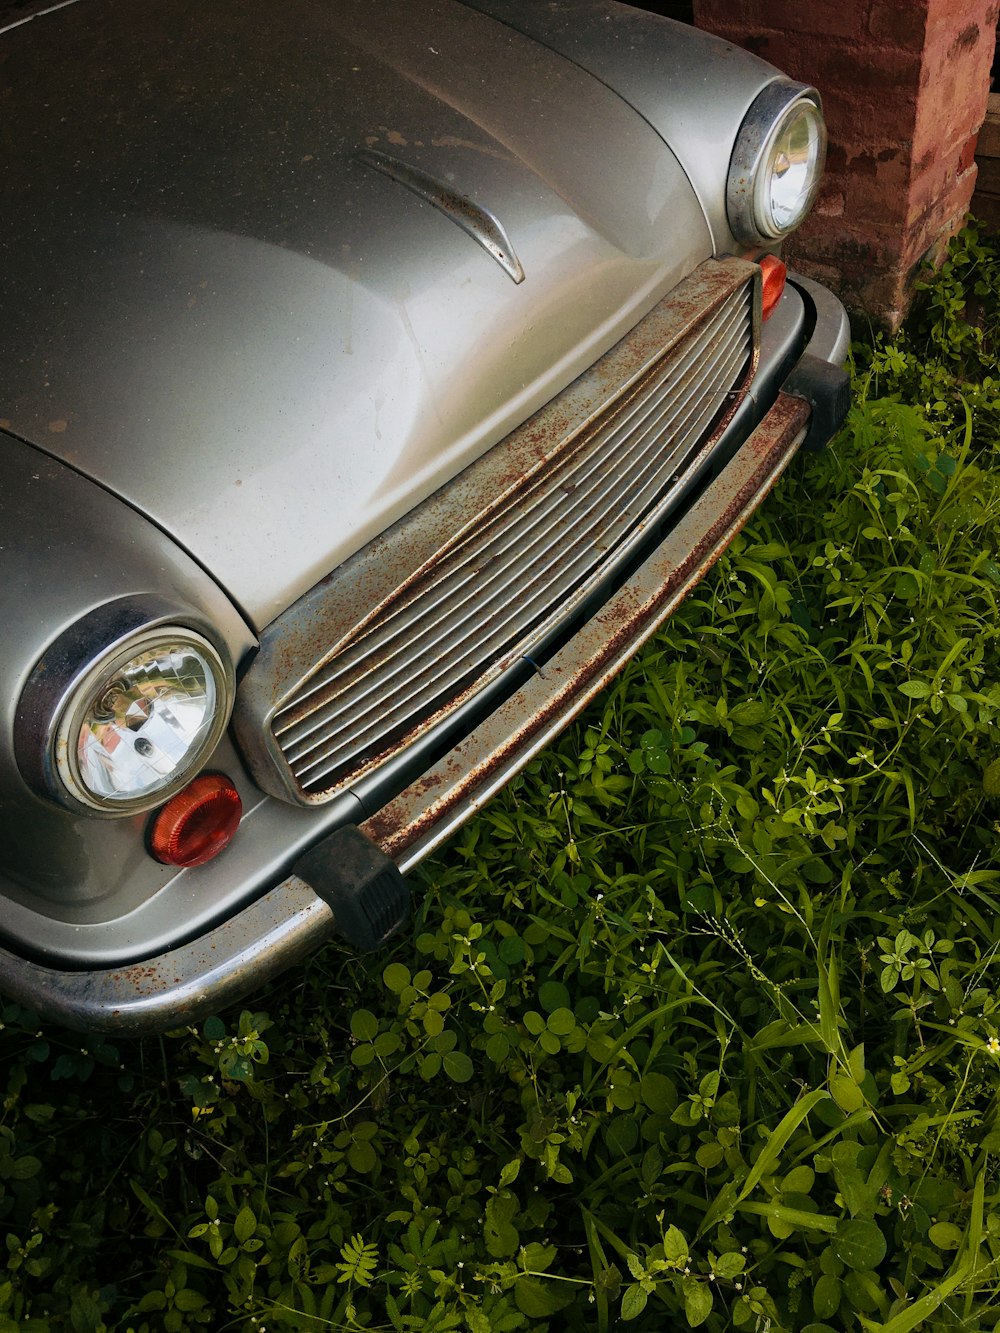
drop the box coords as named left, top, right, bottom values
left=765, top=104, right=823, bottom=233
left=76, top=645, right=218, bottom=802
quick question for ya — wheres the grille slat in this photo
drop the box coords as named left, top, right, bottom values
left=271, top=274, right=755, bottom=796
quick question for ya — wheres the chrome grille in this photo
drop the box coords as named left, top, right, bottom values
left=269, top=270, right=755, bottom=800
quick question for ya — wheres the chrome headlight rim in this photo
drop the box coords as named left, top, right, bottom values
left=56, top=627, right=232, bottom=815
left=15, top=596, right=235, bottom=818
left=727, top=79, right=827, bottom=246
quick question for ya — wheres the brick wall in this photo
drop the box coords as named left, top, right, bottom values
left=693, top=0, right=998, bottom=329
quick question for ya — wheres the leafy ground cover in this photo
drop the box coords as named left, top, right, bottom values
left=5, top=226, right=1000, bottom=1332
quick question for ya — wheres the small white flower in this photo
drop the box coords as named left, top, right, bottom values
left=986, top=1036, right=1000, bottom=1056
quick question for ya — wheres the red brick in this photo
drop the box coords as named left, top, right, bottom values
left=913, top=63, right=994, bottom=164
left=922, top=22, right=994, bottom=84
left=813, top=188, right=847, bottom=217
left=876, top=153, right=912, bottom=194
left=692, top=0, right=751, bottom=23
left=815, top=40, right=923, bottom=84
left=946, top=17, right=988, bottom=57
left=788, top=223, right=896, bottom=267
left=914, top=176, right=976, bottom=229
left=783, top=256, right=844, bottom=290
left=844, top=170, right=909, bottom=225
left=868, top=2, right=929, bottom=48
left=824, top=88, right=918, bottom=147
left=703, top=0, right=865, bottom=39
left=693, top=0, right=779, bottom=26
left=910, top=165, right=979, bottom=226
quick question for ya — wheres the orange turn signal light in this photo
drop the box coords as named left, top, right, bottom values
left=148, top=773, right=243, bottom=867
left=758, top=254, right=787, bottom=322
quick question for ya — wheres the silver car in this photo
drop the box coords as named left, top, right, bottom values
left=0, top=0, right=850, bottom=1031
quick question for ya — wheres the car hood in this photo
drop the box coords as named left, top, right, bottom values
left=0, top=0, right=711, bottom=628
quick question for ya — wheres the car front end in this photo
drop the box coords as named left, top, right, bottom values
left=0, top=0, right=850, bottom=1031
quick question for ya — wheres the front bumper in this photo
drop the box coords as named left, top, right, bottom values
left=0, top=273, right=849, bottom=1033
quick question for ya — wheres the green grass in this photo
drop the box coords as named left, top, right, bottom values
left=4, top=224, right=1000, bottom=1332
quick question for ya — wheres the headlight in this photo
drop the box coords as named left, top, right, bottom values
left=56, top=630, right=231, bottom=812
left=16, top=600, right=235, bottom=817
left=727, top=81, right=827, bottom=245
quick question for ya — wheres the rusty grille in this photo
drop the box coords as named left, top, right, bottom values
left=271, top=275, right=754, bottom=798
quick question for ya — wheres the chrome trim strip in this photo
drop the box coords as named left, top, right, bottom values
left=355, top=148, right=525, bottom=283
left=0, top=0, right=86, bottom=38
